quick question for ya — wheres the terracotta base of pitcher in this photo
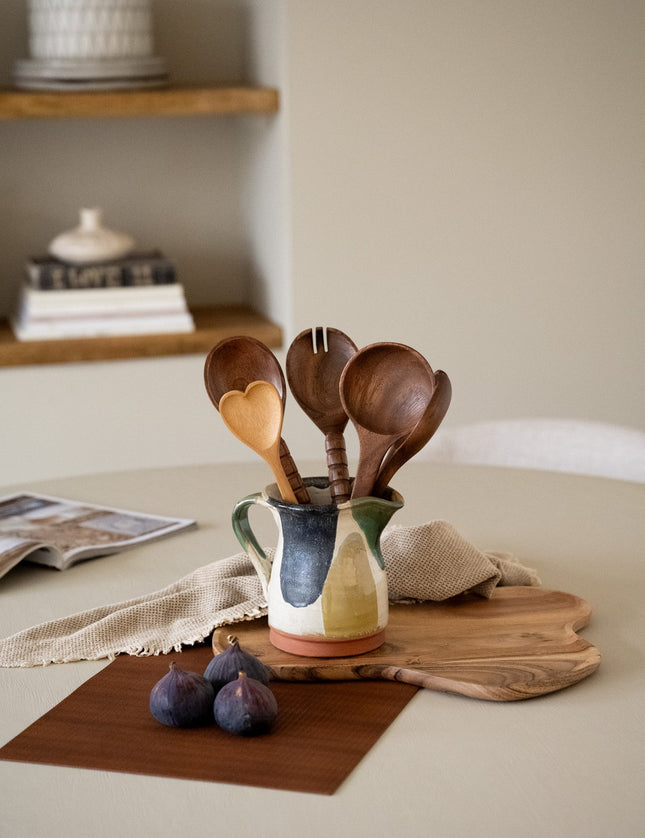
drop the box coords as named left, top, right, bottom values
left=269, top=626, right=386, bottom=658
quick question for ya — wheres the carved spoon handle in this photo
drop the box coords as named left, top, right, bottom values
left=279, top=439, right=311, bottom=504
left=325, top=431, right=351, bottom=504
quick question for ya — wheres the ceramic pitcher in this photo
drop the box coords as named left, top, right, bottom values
left=232, top=477, right=403, bottom=657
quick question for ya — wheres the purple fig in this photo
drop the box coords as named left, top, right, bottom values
left=213, top=671, right=278, bottom=736
left=149, top=661, right=215, bottom=728
left=204, top=635, right=271, bottom=693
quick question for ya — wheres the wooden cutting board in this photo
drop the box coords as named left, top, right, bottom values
left=213, top=587, right=600, bottom=701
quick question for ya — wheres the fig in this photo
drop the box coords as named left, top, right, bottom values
left=149, top=661, right=215, bottom=728
left=204, top=635, right=271, bottom=693
left=213, top=671, right=278, bottom=736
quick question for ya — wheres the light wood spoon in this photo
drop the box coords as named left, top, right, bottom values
left=286, top=326, right=358, bottom=504
left=371, top=369, right=452, bottom=496
left=204, top=336, right=310, bottom=503
left=219, top=380, right=298, bottom=503
left=339, top=342, right=437, bottom=498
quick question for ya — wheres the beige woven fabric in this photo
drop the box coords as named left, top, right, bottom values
left=383, top=522, right=539, bottom=600
left=0, top=520, right=539, bottom=667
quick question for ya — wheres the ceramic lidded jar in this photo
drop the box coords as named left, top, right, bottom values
left=48, top=208, right=135, bottom=264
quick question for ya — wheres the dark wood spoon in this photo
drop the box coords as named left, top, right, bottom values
left=371, top=369, right=452, bottom=497
left=339, top=342, right=436, bottom=498
left=286, top=326, right=358, bottom=503
left=204, top=336, right=310, bottom=503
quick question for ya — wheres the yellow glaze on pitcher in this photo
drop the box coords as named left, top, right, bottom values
left=321, top=532, right=379, bottom=637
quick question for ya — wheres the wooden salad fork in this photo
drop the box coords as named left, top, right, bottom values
left=286, top=326, right=358, bottom=504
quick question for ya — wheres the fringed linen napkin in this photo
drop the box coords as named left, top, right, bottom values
left=0, top=520, right=539, bottom=667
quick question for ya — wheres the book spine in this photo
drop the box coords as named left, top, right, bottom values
left=26, top=258, right=176, bottom=290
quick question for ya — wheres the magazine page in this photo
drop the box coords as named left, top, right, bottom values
left=0, top=535, right=61, bottom=581
left=0, top=493, right=196, bottom=579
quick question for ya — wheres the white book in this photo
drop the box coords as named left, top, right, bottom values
left=19, top=282, right=189, bottom=316
left=19, top=302, right=190, bottom=322
left=11, top=311, right=195, bottom=340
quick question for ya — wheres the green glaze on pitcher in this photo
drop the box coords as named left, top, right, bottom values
left=349, top=495, right=401, bottom=570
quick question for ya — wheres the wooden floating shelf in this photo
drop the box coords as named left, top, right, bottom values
left=0, top=85, right=282, bottom=366
left=0, top=305, right=282, bottom=367
left=0, top=85, right=279, bottom=120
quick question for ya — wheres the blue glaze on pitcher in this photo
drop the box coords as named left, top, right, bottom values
left=267, top=489, right=339, bottom=607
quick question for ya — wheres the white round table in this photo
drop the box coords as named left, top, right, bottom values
left=1, top=461, right=643, bottom=838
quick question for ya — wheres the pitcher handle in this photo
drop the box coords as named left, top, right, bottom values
left=231, top=493, right=272, bottom=599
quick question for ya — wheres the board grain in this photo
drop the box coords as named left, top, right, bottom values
left=213, top=587, right=600, bottom=701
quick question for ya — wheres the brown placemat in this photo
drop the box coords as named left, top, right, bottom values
left=0, top=644, right=418, bottom=795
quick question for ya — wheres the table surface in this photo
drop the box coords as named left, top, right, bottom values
left=1, top=461, right=643, bottom=838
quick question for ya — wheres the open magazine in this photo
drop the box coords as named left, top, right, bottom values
left=0, top=492, right=196, bottom=581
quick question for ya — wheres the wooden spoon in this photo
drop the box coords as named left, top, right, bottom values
left=286, top=326, right=358, bottom=503
left=339, top=342, right=437, bottom=499
left=219, top=380, right=298, bottom=503
left=204, top=336, right=310, bottom=503
left=371, top=369, right=452, bottom=497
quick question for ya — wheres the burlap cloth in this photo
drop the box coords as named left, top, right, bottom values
left=0, top=520, right=539, bottom=667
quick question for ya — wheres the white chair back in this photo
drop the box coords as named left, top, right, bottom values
left=423, top=419, right=645, bottom=484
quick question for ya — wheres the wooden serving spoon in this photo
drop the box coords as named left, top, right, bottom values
left=371, top=369, right=452, bottom=497
left=286, top=326, right=358, bottom=504
left=339, top=342, right=437, bottom=499
left=204, top=336, right=310, bottom=503
left=219, top=380, right=298, bottom=503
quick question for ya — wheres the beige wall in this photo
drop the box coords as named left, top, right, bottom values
left=286, top=0, right=645, bottom=428
left=1, top=1, right=643, bottom=484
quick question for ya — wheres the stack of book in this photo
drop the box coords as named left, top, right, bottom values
left=11, top=251, right=195, bottom=341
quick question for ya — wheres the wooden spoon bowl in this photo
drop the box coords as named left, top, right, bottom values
left=204, top=335, right=286, bottom=407
left=339, top=342, right=436, bottom=498
left=372, top=369, right=452, bottom=497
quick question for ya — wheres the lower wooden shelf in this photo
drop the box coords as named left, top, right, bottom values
left=0, top=305, right=282, bottom=367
